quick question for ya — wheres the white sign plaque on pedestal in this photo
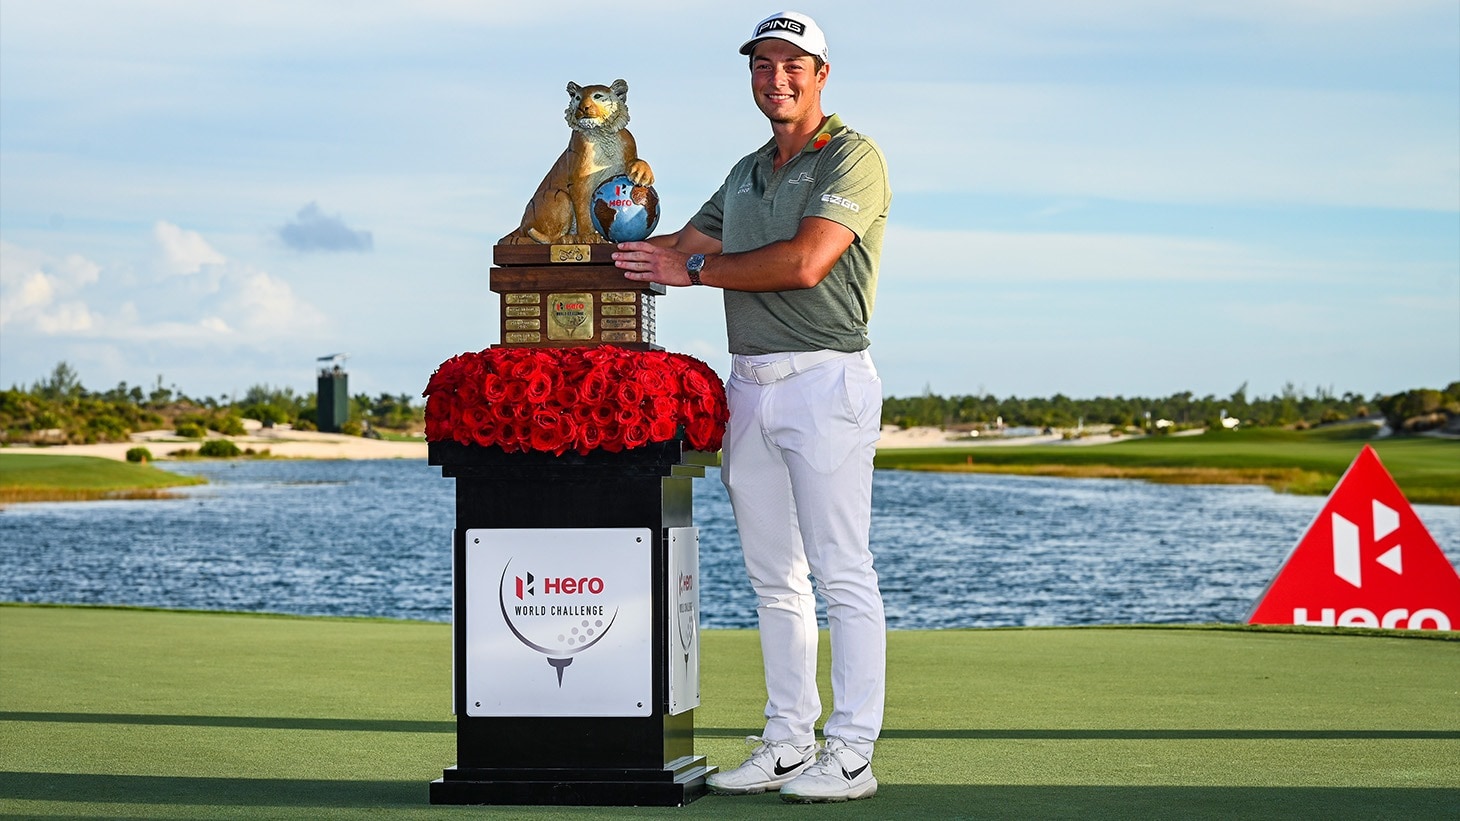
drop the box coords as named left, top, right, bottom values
left=464, top=527, right=652, bottom=717
left=667, top=527, right=701, bottom=715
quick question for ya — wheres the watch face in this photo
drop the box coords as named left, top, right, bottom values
left=687, top=254, right=705, bottom=272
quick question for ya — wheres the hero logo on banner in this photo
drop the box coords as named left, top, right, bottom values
left=1248, top=444, right=1460, bottom=631
left=464, top=527, right=651, bottom=718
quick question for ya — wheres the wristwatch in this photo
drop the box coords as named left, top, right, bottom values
left=685, top=253, right=705, bottom=286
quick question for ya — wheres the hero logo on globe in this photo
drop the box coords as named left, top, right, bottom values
left=1248, top=445, right=1460, bottom=631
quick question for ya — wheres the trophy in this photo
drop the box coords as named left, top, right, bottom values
left=491, top=79, right=662, bottom=350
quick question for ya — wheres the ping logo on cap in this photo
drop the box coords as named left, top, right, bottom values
left=758, top=17, right=806, bottom=37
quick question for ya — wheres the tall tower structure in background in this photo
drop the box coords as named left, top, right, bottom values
left=316, top=353, right=349, bottom=433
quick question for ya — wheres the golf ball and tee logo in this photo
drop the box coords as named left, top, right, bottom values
left=498, top=563, right=619, bottom=686
left=667, top=527, right=701, bottom=716
left=465, top=528, right=652, bottom=717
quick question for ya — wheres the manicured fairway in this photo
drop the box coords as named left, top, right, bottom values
left=0, top=453, right=204, bottom=503
left=1, top=606, right=1456, bottom=819
left=875, top=428, right=1460, bottom=505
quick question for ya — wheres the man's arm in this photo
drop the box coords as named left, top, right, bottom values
left=614, top=217, right=854, bottom=292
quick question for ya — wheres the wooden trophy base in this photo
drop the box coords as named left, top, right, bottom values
left=491, top=243, right=664, bottom=350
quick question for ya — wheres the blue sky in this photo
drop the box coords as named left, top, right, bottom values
left=2, top=1, right=1456, bottom=403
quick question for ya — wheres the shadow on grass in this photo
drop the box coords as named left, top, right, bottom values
left=700, top=726, right=1460, bottom=740
left=8, top=714, right=1457, bottom=741
left=0, top=771, right=423, bottom=808
left=1, top=772, right=1456, bottom=819
left=0, top=711, right=452, bottom=733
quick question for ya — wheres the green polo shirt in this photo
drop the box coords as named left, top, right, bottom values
left=689, top=113, right=891, bottom=355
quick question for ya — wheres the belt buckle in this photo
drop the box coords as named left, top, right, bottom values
left=750, top=359, right=792, bottom=384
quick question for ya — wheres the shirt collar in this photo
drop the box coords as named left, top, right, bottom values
left=757, top=113, right=846, bottom=162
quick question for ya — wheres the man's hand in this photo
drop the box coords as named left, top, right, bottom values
left=613, top=242, right=693, bottom=287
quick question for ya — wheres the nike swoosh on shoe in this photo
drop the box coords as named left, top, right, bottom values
left=773, top=759, right=805, bottom=776
left=842, top=763, right=870, bottom=780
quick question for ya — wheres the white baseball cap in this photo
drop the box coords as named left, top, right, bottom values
left=739, top=11, right=830, bottom=63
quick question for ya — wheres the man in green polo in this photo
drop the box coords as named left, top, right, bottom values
left=613, top=10, right=890, bottom=803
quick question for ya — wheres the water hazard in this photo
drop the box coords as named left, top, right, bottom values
left=2, top=459, right=1456, bottom=629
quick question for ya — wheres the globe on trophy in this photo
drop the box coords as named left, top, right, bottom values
left=590, top=175, right=660, bottom=243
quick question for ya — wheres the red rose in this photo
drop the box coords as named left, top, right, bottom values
left=530, top=408, right=563, bottom=452
left=636, top=364, right=673, bottom=397
left=576, top=421, right=604, bottom=453
left=649, top=415, right=678, bottom=442
left=471, top=420, right=499, bottom=447
left=622, top=420, right=651, bottom=448
left=686, top=416, right=721, bottom=452
left=481, top=372, right=506, bottom=403
left=617, top=380, right=645, bottom=408
left=580, top=369, right=610, bottom=404
left=525, top=372, right=554, bottom=404
left=650, top=395, right=679, bottom=422
left=503, top=380, right=527, bottom=404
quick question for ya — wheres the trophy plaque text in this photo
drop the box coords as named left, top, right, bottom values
left=491, top=244, right=663, bottom=350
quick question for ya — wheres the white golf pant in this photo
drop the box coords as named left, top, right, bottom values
left=720, top=349, right=886, bottom=758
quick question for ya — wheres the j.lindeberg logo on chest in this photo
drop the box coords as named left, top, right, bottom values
left=787, top=172, right=815, bottom=185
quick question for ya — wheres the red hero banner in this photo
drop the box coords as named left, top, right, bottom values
left=1249, top=444, right=1460, bottom=631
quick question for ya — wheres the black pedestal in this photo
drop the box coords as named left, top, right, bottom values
left=427, top=440, right=714, bottom=806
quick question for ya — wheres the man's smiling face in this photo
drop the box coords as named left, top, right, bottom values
left=750, top=39, right=828, bottom=127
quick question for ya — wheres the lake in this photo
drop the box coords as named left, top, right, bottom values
left=2, top=458, right=1456, bottom=629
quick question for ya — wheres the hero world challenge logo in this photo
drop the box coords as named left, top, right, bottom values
left=677, top=571, right=696, bottom=664
left=498, top=560, right=618, bottom=686
left=1292, top=501, right=1450, bottom=630
left=1248, top=445, right=1460, bottom=631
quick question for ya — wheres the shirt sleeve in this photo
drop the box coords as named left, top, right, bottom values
left=802, top=136, right=889, bottom=241
left=688, top=178, right=728, bottom=241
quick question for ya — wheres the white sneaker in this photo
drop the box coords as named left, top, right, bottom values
left=778, top=738, right=878, bottom=803
left=705, top=736, right=815, bottom=795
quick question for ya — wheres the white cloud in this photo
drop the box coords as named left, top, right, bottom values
left=0, top=241, right=103, bottom=331
left=1, top=228, right=328, bottom=349
left=210, top=266, right=327, bottom=336
left=154, top=221, right=225, bottom=276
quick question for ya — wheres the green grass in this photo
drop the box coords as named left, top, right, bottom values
left=2, top=605, right=1457, bottom=819
left=0, top=452, right=205, bottom=503
left=876, top=427, right=1460, bottom=505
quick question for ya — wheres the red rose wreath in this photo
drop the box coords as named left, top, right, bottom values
left=423, top=346, right=727, bottom=455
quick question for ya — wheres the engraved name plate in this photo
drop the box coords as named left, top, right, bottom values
left=547, top=292, right=593, bottom=340
left=550, top=244, right=592, bottom=263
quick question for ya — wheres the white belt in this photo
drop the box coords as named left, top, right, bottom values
left=732, top=350, right=856, bottom=385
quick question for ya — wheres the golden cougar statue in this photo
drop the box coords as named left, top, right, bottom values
left=499, top=79, right=655, bottom=245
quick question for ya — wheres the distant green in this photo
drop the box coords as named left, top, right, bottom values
left=0, top=452, right=204, bottom=503
left=1, top=605, right=1457, bottom=819
left=876, top=427, right=1460, bottom=505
